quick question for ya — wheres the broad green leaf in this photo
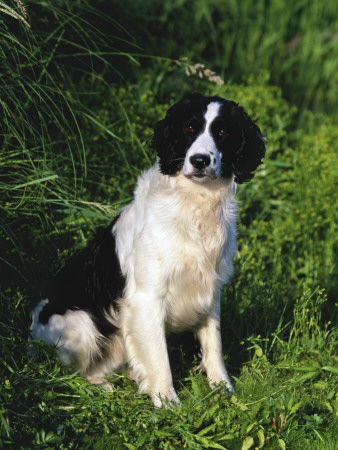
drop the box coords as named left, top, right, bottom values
left=219, top=434, right=235, bottom=441
left=322, top=366, right=338, bottom=374
left=290, top=402, right=303, bottom=415
left=124, top=444, right=136, bottom=450
left=241, top=436, right=254, bottom=450
left=246, top=423, right=255, bottom=434
left=278, top=438, right=286, bottom=450
left=200, top=437, right=227, bottom=449
left=296, top=372, right=319, bottom=382
left=257, top=429, right=265, bottom=448
left=197, top=423, right=217, bottom=436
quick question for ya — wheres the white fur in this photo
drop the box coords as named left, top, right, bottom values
left=31, top=102, right=238, bottom=407
left=183, top=102, right=222, bottom=179
left=114, top=167, right=236, bottom=405
left=31, top=300, right=104, bottom=371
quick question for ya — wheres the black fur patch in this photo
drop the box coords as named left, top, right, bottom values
left=39, top=215, right=125, bottom=336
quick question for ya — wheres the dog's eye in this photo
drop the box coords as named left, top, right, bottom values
left=219, top=130, right=228, bottom=136
left=185, top=125, right=195, bottom=133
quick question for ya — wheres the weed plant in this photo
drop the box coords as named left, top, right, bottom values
left=0, top=1, right=337, bottom=449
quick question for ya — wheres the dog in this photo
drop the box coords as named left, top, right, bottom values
left=31, top=93, right=265, bottom=407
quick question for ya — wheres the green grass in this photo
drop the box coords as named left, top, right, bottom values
left=0, top=1, right=337, bottom=449
left=1, top=288, right=337, bottom=448
left=112, top=0, right=338, bottom=118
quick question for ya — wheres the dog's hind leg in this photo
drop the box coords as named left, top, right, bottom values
left=84, top=332, right=128, bottom=392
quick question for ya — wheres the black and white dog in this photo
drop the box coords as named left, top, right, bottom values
left=31, top=93, right=265, bottom=406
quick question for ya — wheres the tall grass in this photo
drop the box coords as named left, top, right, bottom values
left=112, top=0, right=338, bottom=117
left=0, top=1, right=141, bottom=288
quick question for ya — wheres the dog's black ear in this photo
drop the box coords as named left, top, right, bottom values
left=151, top=113, right=178, bottom=175
left=230, top=104, right=266, bottom=183
left=152, top=94, right=203, bottom=175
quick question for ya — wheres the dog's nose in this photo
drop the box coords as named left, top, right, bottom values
left=189, top=153, right=211, bottom=170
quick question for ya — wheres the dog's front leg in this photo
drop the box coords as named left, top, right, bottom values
left=196, top=297, right=234, bottom=394
left=121, top=293, right=179, bottom=407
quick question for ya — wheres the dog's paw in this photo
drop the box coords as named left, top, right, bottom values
left=222, top=382, right=235, bottom=396
left=211, top=379, right=235, bottom=396
left=152, top=387, right=180, bottom=408
left=86, top=376, right=114, bottom=392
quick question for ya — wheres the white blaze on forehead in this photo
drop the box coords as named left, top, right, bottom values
left=203, top=102, right=221, bottom=131
left=182, top=101, right=223, bottom=179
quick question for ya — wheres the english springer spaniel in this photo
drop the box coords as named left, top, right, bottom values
left=31, top=93, right=265, bottom=407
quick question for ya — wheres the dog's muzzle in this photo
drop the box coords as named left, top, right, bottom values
left=188, top=153, right=217, bottom=179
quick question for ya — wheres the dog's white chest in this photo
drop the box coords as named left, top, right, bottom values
left=116, top=170, right=236, bottom=330
left=161, top=197, right=227, bottom=330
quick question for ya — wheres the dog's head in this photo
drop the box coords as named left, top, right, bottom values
left=152, top=93, right=266, bottom=183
